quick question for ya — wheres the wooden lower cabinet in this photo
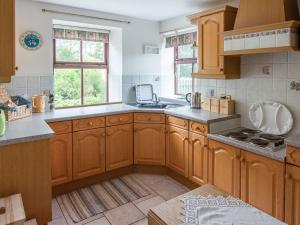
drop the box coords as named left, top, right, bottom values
left=208, top=140, right=241, bottom=197
left=50, top=133, right=73, bottom=186
left=286, top=164, right=300, bottom=225
left=241, top=151, right=285, bottom=220
left=73, top=128, right=106, bottom=180
left=106, top=124, right=133, bottom=171
left=166, top=125, right=189, bottom=177
left=134, top=123, right=166, bottom=165
left=188, top=132, right=208, bottom=185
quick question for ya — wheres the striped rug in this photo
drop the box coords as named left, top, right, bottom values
left=57, top=175, right=152, bottom=224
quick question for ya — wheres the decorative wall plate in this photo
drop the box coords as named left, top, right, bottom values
left=249, top=101, right=294, bottom=135
left=19, top=31, right=42, bottom=50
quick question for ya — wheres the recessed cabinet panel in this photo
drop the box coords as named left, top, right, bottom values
left=166, top=125, right=189, bottom=177
left=106, top=124, right=133, bottom=171
left=50, top=133, right=73, bottom=186
left=134, top=123, right=166, bottom=165
left=73, top=128, right=106, bottom=180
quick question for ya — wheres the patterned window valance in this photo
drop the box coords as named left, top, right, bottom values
left=166, top=32, right=197, bottom=48
left=53, top=28, right=109, bottom=43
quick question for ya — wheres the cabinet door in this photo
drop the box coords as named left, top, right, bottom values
left=73, top=128, right=106, bottom=180
left=134, top=123, right=166, bottom=165
left=189, top=132, right=208, bottom=185
left=0, top=0, right=15, bottom=83
left=241, top=151, right=285, bottom=220
left=199, top=12, right=224, bottom=75
left=166, top=125, right=189, bottom=177
left=286, top=164, right=300, bottom=225
left=208, top=140, right=241, bottom=197
left=106, top=124, right=133, bottom=171
left=50, top=133, right=72, bottom=186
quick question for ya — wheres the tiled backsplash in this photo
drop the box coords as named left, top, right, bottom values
left=4, top=75, right=53, bottom=98
left=194, top=52, right=300, bottom=134
left=122, top=74, right=161, bottom=103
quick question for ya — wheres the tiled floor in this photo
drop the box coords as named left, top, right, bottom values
left=49, top=173, right=190, bottom=225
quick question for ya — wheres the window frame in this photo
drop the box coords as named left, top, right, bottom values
left=174, top=45, right=197, bottom=96
left=53, top=38, right=109, bottom=108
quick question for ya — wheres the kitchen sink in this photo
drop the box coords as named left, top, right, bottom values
left=126, top=102, right=183, bottom=109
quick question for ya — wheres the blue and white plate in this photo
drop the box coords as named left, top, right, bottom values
left=20, top=31, right=42, bottom=50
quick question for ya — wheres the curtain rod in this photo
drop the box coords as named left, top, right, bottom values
left=42, top=9, right=131, bottom=24
left=160, top=26, right=196, bottom=35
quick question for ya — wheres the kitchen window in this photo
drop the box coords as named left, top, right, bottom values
left=174, top=44, right=197, bottom=95
left=53, top=27, right=109, bottom=108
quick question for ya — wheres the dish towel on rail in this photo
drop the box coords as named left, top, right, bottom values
left=181, top=195, right=287, bottom=225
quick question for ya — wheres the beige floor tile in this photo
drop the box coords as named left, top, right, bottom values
left=52, top=199, right=63, bottom=220
left=132, top=173, right=167, bottom=186
left=165, top=177, right=191, bottom=191
left=149, top=178, right=188, bottom=200
left=135, top=196, right=165, bottom=215
left=131, top=218, right=148, bottom=225
left=104, top=203, right=145, bottom=225
left=48, top=217, right=68, bottom=225
left=85, top=217, right=111, bottom=225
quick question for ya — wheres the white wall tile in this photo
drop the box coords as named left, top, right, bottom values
left=288, top=63, right=300, bottom=78
left=288, top=52, right=300, bottom=63
left=273, top=64, right=288, bottom=78
left=273, top=52, right=288, bottom=63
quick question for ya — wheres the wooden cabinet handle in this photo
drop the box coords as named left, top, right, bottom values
left=286, top=174, right=292, bottom=180
left=88, top=122, right=93, bottom=126
left=240, top=157, right=246, bottom=163
left=15, top=67, right=19, bottom=71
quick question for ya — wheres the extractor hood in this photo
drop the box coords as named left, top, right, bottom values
left=221, top=0, right=300, bottom=55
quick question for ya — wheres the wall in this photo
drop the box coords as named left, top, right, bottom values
left=5, top=0, right=161, bottom=103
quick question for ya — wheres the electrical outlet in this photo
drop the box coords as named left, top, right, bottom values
left=262, top=66, right=271, bottom=75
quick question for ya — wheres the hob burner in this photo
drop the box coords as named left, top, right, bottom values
left=249, top=138, right=269, bottom=147
left=227, top=132, right=249, bottom=141
left=260, top=133, right=284, bottom=141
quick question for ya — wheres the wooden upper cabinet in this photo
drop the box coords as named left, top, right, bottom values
left=189, top=6, right=240, bottom=79
left=73, top=128, right=106, bottom=180
left=50, top=133, right=72, bottom=186
left=0, top=0, right=15, bottom=83
left=208, top=140, right=241, bottom=197
left=285, top=164, right=300, bottom=225
left=166, top=125, right=189, bottom=177
left=134, top=123, right=166, bottom=166
left=241, top=151, right=285, bottom=220
left=188, top=132, right=208, bottom=185
left=106, top=124, right=133, bottom=171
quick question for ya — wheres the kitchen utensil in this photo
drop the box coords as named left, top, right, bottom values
left=249, top=101, right=293, bottom=135
left=186, top=92, right=201, bottom=109
left=32, top=95, right=47, bottom=113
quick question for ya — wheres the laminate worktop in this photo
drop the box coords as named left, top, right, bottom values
left=0, top=103, right=240, bottom=146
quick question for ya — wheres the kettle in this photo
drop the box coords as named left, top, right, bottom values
left=186, top=92, right=202, bottom=109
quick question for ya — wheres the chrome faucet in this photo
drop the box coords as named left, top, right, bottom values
left=153, top=93, right=160, bottom=104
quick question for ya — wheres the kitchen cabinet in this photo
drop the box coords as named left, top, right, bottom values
left=50, top=133, right=73, bottom=186
left=0, top=0, right=15, bottom=83
left=188, top=132, right=208, bottom=185
left=106, top=124, right=133, bottom=171
left=188, top=6, right=240, bottom=79
left=166, top=125, right=189, bottom=177
left=285, top=164, right=300, bottom=225
left=208, top=140, right=241, bottom=197
left=134, top=123, right=166, bottom=165
left=241, top=151, right=285, bottom=220
left=73, top=128, right=106, bottom=180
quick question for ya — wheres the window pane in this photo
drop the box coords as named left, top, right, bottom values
left=54, top=69, right=81, bottom=107
left=55, top=39, right=80, bottom=62
left=83, top=41, right=105, bottom=63
left=176, top=64, right=192, bottom=95
left=83, top=69, right=107, bottom=105
left=178, top=44, right=193, bottom=59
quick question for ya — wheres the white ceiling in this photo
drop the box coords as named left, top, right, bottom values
left=34, top=0, right=234, bottom=21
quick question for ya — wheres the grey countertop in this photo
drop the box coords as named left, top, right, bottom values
left=0, top=104, right=240, bottom=146
left=286, top=134, right=300, bottom=149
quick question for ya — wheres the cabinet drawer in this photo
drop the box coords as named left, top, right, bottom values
left=287, top=146, right=300, bottom=167
left=134, top=113, right=165, bottom=124
left=106, top=113, right=133, bottom=126
left=189, top=121, right=208, bottom=136
left=73, top=117, right=105, bottom=131
left=48, top=121, right=72, bottom=134
left=166, top=115, right=188, bottom=130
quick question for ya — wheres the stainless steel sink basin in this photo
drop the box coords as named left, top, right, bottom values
left=126, top=103, right=183, bottom=109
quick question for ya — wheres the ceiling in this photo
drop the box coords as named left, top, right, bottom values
left=34, top=0, right=235, bottom=21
